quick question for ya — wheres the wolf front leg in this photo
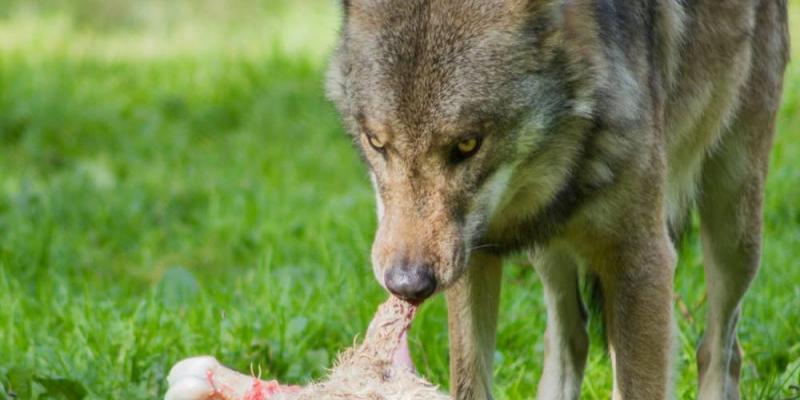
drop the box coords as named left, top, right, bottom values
left=531, top=245, right=589, bottom=400
left=594, top=236, right=676, bottom=400
left=445, top=252, right=502, bottom=400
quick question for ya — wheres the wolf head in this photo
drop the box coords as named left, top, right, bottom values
left=327, top=0, right=604, bottom=301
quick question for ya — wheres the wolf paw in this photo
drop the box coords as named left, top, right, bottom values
left=165, top=356, right=224, bottom=400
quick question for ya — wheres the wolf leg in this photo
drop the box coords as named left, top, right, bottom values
left=696, top=129, right=767, bottom=400
left=694, top=4, right=784, bottom=399
left=595, top=237, right=676, bottom=400
left=696, top=133, right=763, bottom=400
left=531, top=245, right=588, bottom=400
left=445, top=252, right=503, bottom=400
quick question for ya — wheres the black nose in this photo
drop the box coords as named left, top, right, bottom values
left=384, top=263, right=437, bottom=302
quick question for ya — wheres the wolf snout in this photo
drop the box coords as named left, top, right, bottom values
left=384, top=263, right=437, bottom=302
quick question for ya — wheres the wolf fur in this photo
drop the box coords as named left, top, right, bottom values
left=326, top=0, right=790, bottom=399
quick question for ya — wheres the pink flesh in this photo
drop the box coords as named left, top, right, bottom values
left=392, top=330, right=415, bottom=372
left=248, top=380, right=302, bottom=400
left=391, top=304, right=419, bottom=372
left=242, top=380, right=266, bottom=400
left=206, top=367, right=301, bottom=400
left=205, top=370, right=227, bottom=399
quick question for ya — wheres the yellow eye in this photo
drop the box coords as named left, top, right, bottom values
left=367, top=134, right=385, bottom=151
left=457, top=138, right=479, bottom=155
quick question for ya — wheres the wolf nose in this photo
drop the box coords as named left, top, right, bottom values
left=384, top=264, right=437, bottom=302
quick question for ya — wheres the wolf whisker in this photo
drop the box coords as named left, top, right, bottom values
left=468, top=243, right=499, bottom=252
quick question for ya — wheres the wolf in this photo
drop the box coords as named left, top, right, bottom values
left=326, top=0, right=789, bottom=399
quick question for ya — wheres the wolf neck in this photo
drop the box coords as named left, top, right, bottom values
left=482, top=0, right=688, bottom=254
left=482, top=116, right=605, bottom=254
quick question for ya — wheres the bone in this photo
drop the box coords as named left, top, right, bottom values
left=165, top=296, right=450, bottom=400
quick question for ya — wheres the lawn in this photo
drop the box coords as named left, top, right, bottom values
left=0, top=1, right=798, bottom=399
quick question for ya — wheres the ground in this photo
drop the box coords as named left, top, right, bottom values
left=0, top=1, right=798, bottom=399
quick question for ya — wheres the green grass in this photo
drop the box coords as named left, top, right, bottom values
left=0, top=1, right=798, bottom=399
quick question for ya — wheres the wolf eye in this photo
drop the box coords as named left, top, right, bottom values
left=366, top=134, right=385, bottom=151
left=458, top=138, right=479, bottom=154
left=451, top=136, right=482, bottom=162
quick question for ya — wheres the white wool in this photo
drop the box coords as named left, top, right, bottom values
left=166, top=297, right=450, bottom=400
